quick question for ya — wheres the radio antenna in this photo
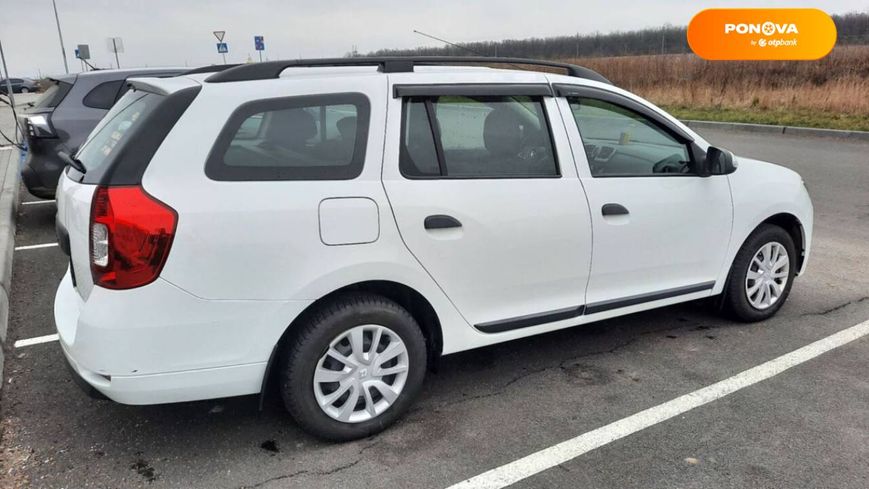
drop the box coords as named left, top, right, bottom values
left=412, top=30, right=525, bottom=70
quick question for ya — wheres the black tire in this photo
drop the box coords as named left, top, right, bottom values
left=20, top=87, right=29, bottom=94
left=279, top=293, right=427, bottom=441
left=722, top=224, right=796, bottom=322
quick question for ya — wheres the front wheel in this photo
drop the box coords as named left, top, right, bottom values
left=20, top=87, right=29, bottom=94
left=722, top=224, right=796, bottom=322
left=279, top=293, right=427, bottom=441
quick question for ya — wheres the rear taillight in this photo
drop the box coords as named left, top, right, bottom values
left=89, top=186, right=177, bottom=290
left=24, top=114, right=56, bottom=138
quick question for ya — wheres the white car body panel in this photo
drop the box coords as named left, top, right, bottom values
left=53, top=66, right=814, bottom=405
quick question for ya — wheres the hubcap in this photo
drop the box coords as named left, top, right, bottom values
left=313, top=325, right=409, bottom=423
left=745, top=241, right=789, bottom=310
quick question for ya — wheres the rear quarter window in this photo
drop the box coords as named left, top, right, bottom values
left=82, top=80, right=125, bottom=109
left=205, top=93, right=370, bottom=181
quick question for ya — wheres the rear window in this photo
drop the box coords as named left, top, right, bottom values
left=75, top=91, right=163, bottom=176
left=205, top=93, right=370, bottom=181
left=33, top=79, right=72, bottom=109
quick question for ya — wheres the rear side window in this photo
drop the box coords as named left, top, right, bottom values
left=83, top=80, right=125, bottom=109
left=75, top=91, right=162, bottom=176
left=400, top=95, right=558, bottom=178
left=206, top=93, right=370, bottom=181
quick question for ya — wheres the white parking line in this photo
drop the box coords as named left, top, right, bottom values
left=21, top=200, right=56, bottom=206
left=14, top=242, right=58, bottom=251
left=14, top=333, right=59, bottom=348
left=447, top=318, right=869, bottom=489
left=0, top=146, right=15, bottom=152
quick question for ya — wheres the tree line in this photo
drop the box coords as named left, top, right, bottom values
left=361, top=11, right=869, bottom=59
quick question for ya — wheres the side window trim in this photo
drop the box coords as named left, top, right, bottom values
left=423, top=99, right=448, bottom=177
left=398, top=94, right=562, bottom=180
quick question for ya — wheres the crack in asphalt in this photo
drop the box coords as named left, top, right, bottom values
left=802, top=296, right=869, bottom=316
left=422, top=336, right=640, bottom=411
left=237, top=440, right=380, bottom=489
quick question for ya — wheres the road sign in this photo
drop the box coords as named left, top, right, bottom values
left=106, top=37, right=124, bottom=53
left=217, top=43, right=228, bottom=54
left=213, top=30, right=226, bottom=42
left=76, top=44, right=90, bottom=60
left=106, top=37, right=123, bottom=68
left=254, top=36, right=265, bottom=51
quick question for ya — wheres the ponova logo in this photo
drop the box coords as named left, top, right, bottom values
left=723, top=22, right=799, bottom=35
left=688, top=8, right=837, bottom=60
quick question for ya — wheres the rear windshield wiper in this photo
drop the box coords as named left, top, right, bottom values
left=58, top=151, right=87, bottom=174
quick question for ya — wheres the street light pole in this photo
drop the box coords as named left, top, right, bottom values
left=51, top=0, right=70, bottom=74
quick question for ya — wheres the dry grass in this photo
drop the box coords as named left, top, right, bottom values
left=561, top=45, right=869, bottom=121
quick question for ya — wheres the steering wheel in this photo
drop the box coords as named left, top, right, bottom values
left=652, top=154, right=689, bottom=174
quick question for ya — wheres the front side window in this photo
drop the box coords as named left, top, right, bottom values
left=206, top=93, right=369, bottom=181
left=568, top=97, right=692, bottom=176
left=400, top=95, right=558, bottom=178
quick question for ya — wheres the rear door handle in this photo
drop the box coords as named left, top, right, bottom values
left=424, top=215, right=462, bottom=230
left=601, top=203, right=629, bottom=216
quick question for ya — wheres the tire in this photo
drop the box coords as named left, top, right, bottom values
left=20, top=87, right=29, bottom=94
left=279, top=293, right=427, bottom=441
left=722, top=224, right=796, bottom=322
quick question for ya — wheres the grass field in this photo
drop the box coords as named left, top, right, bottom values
left=563, top=45, right=869, bottom=131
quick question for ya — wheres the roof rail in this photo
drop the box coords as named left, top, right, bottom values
left=205, top=56, right=611, bottom=84
left=180, top=64, right=241, bottom=76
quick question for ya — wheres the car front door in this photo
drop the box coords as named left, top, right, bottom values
left=383, top=83, right=592, bottom=333
left=557, top=86, right=733, bottom=315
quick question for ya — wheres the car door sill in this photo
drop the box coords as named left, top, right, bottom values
left=475, top=305, right=586, bottom=333
left=584, top=281, right=716, bottom=315
left=474, top=281, right=715, bottom=333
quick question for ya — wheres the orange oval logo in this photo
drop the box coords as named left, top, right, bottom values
left=688, top=8, right=837, bottom=60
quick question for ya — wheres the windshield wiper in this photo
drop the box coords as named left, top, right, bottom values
left=58, top=151, right=87, bottom=174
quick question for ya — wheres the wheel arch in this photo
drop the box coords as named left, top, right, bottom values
left=760, top=212, right=806, bottom=275
left=259, top=280, right=443, bottom=408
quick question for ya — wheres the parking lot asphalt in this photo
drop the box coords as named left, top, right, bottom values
left=1, top=128, right=867, bottom=488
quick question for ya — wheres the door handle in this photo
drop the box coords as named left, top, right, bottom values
left=424, top=215, right=462, bottom=230
left=601, top=203, right=629, bottom=216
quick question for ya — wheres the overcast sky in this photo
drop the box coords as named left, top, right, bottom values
left=2, top=0, right=866, bottom=77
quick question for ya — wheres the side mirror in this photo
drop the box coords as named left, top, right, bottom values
left=695, top=146, right=736, bottom=177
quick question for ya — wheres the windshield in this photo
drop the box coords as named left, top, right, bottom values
left=32, top=79, right=72, bottom=109
left=75, top=91, right=163, bottom=174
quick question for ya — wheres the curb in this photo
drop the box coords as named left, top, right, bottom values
left=682, top=120, right=869, bottom=143
left=0, top=149, right=19, bottom=387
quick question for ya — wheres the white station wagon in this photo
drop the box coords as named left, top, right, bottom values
left=54, top=57, right=813, bottom=440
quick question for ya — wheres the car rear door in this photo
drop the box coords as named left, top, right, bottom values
left=382, top=75, right=592, bottom=333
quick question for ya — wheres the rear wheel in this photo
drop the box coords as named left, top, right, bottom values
left=722, top=224, right=796, bottom=322
left=279, top=293, right=427, bottom=441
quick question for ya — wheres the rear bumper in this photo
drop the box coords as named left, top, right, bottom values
left=54, top=269, right=310, bottom=405
left=60, top=338, right=267, bottom=405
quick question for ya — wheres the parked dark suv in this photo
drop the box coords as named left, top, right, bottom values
left=19, top=68, right=184, bottom=198
left=1, top=77, right=39, bottom=94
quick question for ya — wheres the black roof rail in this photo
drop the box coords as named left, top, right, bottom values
left=180, top=64, right=241, bottom=76
left=205, top=56, right=611, bottom=84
